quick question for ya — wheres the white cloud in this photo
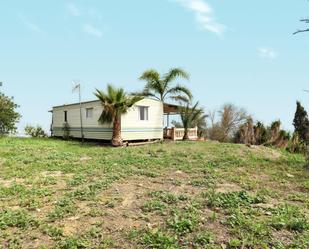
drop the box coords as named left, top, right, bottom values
left=83, top=24, right=103, bottom=38
left=258, top=47, right=278, bottom=59
left=173, top=0, right=225, bottom=35
left=19, top=15, right=43, bottom=33
left=67, top=3, right=80, bottom=17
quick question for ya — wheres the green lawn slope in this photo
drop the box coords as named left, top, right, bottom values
left=0, top=138, right=308, bottom=248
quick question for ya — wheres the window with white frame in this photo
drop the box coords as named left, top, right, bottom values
left=138, top=106, right=149, bottom=121
left=86, top=108, right=93, bottom=119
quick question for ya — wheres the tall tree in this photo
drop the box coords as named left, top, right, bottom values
left=0, top=92, right=21, bottom=135
left=254, top=121, right=268, bottom=145
left=180, top=102, right=206, bottom=140
left=139, top=68, right=192, bottom=102
left=293, top=101, right=309, bottom=143
left=95, top=85, right=143, bottom=147
left=234, top=117, right=256, bottom=145
left=269, top=120, right=282, bottom=144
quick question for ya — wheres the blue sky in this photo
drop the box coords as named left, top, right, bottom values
left=0, top=0, right=309, bottom=133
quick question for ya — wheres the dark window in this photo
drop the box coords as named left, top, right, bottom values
left=86, top=108, right=93, bottom=118
left=64, top=111, right=68, bottom=122
left=139, top=106, right=149, bottom=121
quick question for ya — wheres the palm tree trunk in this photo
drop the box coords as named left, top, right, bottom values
left=112, top=116, right=123, bottom=147
left=183, top=128, right=189, bottom=141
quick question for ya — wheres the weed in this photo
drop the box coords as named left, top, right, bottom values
left=228, top=239, right=242, bottom=248
left=287, top=234, right=309, bottom=249
left=204, top=190, right=264, bottom=209
left=269, top=204, right=309, bottom=232
left=0, top=209, right=37, bottom=229
left=168, top=210, right=199, bottom=234
left=225, top=210, right=270, bottom=247
left=41, top=224, right=64, bottom=238
left=194, top=232, right=214, bottom=247
left=142, top=200, right=167, bottom=212
left=47, top=197, right=76, bottom=221
left=55, top=236, right=89, bottom=249
left=149, top=191, right=186, bottom=205
left=142, top=230, right=178, bottom=249
left=67, top=175, right=86, bottom=187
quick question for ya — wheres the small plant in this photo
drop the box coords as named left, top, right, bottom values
left=142, top=200, right=167, bottom=212
left=269, top=204, right=309, bottom=232
left=41, top=224, right=64, bottom=238
left=204, top=190, right=264, bottom=209
left=88, top=208, right=106, bottom=217
left=67, top=174, right=86, bottom=187
left=287, top=234, right=309, bottom=249
left=0, top=209, right=37, bottom=229
left=168, top=212, right=198, bottom=234
left=228, top=239, right=242, bottom=248
left=225, top=210, right=270, bottom=247
left=149, top=191, right=184, bottom=204
left=194, top=232, right=214, bottom=246
left=24, top=125, right=48, bottom=138
left=47, top=197, right=76, bottom=221
left=142, top=230, right=178, bottom=249
left=56, top=236, right=89, bottom=249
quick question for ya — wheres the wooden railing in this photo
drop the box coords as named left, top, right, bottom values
left=164, top=127, right=198, bottom=141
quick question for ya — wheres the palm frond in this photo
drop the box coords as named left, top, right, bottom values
left=132, top=90, right=161, bottom=100
left=95, top=84, right=144, bottom=124
left=165, top=84, right=193, bottom=101
left=163, top=68, right=189, bottom=84
left=170, top=95, right=190, bottom=104
left=140, top=68, right=191, bottom=102
left=179, top=101, right=205, bottom=130
left=98, top=108, right=114, bottom=124
left=127, top=95, right=144, bottom=107
left=139, top=69, right=160, bottom=82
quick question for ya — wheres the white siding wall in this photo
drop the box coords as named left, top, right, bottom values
left=52, top=101, right=113, bottom=140
left=121, top=98, right=163, bottom=140
left=52, top=98, right=163, bottom=141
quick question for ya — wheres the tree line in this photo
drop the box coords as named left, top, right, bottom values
left=204, top=101, right=309, bottom=155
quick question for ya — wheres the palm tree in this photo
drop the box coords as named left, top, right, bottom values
left=139, top=68, right=192, bottom=102
left=94, top=85, right=143, bottom=147
left=180, top=102, right=206, bottom=140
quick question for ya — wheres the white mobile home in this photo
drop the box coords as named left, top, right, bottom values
left=51, top=98, right=164, bottom=141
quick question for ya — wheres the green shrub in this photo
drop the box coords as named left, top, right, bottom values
left=25, top=125, right=47, bottom=138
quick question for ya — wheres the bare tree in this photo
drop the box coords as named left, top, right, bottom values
left=208, top=110, right=216, bottom=127
left=219, top=104, right=248, bottom=142
left=206, top=104, right=249, bottom=142
left=294, top=19, right=309, bottom=35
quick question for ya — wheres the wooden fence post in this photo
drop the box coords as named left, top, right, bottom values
left=171, top=127, right=176, bottom=141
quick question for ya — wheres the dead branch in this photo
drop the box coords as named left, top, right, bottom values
left=294, top=19, right=309, bottom=35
